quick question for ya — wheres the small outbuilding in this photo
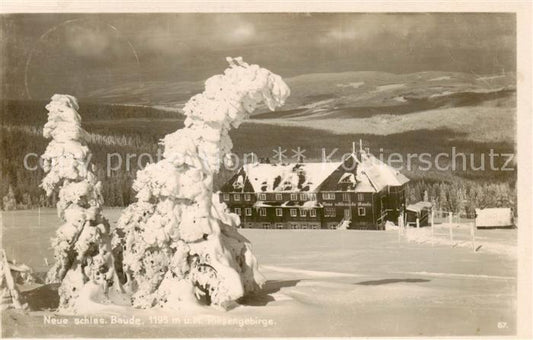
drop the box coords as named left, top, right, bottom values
left=406, top=201, right=433, bottom=227
left=475, top=208, right=514, bottom=229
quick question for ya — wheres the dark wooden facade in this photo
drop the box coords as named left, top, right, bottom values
left=219, top=153, right=408, bottom=230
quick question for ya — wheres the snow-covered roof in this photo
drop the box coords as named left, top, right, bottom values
left=475, top=208, right=513, bottom=227
left=406, top=201, right=433, bottom=213
left=353, top=172, right=376, bottom=193
left=359, top=152, right=410, bottom=192
left=243, top=161, right=342, bottom=192
left=234, top=151, right=409, bottom=194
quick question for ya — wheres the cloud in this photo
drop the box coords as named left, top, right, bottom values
left=224, top=22, right=256, bottom=43
left=65, top=24, right=111, bottom=58
left=134, top=15, right=256, bottom=58
left=209, top=14, right=257, bottom=45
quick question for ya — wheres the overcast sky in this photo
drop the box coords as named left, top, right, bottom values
left=1, top=13, right=516, bottom=100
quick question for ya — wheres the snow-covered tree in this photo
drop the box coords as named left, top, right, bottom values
left=113, top=58, right=290, bottom=310
left=2, top=185, right=17, bottom=211
left=40, top=94, right=122, bottom=311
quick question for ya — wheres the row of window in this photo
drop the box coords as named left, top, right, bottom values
left=224, top=193, right=318, bottom=201
left=223, top=192, right=366, bottom=202
left=257, top=223, right=321, bottom=229
left=323, top=207, right=366, bottom=217
left=233, top=207, right=317, bottom=217
left=324, top=192, right=366, bottom=201
left=224, top=193, right=253, bottom=201
left=233, top=207, right=366, bottom=217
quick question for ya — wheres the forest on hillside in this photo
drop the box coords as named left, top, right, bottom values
left=1, top=100, right=516, bottom=216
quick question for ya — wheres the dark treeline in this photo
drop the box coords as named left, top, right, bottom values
left=0, top=126, right=151, bottom=209
left=0, top=122, right=517, bottom=214
left=1, top=100, right=517, bottom=213
left=1, top=99, right=180, bottom=126
left=405, top=179, right=516, bottom=218
left=1, top=100, right=178, bottom=209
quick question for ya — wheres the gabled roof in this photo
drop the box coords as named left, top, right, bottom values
left=224, top=151, right=409, bottom=194
left=406, top=201, right=433, bottom=213
left=359, top=152, right=410, bottom=192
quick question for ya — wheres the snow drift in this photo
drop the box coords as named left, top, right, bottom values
left=113, top=57, right=290, bottom=309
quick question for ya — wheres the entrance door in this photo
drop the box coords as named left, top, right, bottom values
left=344, top=208, right=351, bottom=219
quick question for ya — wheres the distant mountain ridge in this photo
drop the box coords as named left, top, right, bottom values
left=81, top=70, right=516, bottom=143
left=85, top=70, right=515, bottom=114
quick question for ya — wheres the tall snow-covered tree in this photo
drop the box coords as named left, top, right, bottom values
left=113, top=58, right=290, bottom=310
left=40, top=94, right=122, bottom=311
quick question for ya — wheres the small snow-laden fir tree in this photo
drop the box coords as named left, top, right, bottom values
left=113, top=57, right=290, bottom=310
left=2, top=185, right=17, bottom=211
left=40, top=94, right=123, bottom=311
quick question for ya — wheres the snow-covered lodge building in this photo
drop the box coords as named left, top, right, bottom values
left=219, top=150, right=409, bottom=230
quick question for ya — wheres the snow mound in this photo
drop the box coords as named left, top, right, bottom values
left=384, top=221, right=399, bottom=231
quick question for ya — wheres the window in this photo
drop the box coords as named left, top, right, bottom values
left=300, top=209, right=307, bottom=217
left=357, top=193, right=365, bottom=201
left=234, top=194, right=240, bottom=201
left=290, top=193, right=298, bottom=200
left=244, top=194, right=251, bottom=201
left=310, top=209, right=316, bottom=217
left=358, top=207, right=366, bottom=216
left=290, top=209, right=297, bottom=217
left=322, top=193, right=336, bottom=200
left=259, top=193, right=266, bottom=200
left=325, top=207, right=336, bottom=217
left=343, top=193, right=350, bottom=202
left=275, top=193, right=283, bottom=201
left=300, top=193, right=308, bottom=201
left=223, top=193, right=230, bottom=201
left=260, top=208, right=266, bottom=216
left=276, top=208, right=283, bottom=217
left=234, top=208, right=241, bottom=215
left=245, top=208, right=252, bottom=216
